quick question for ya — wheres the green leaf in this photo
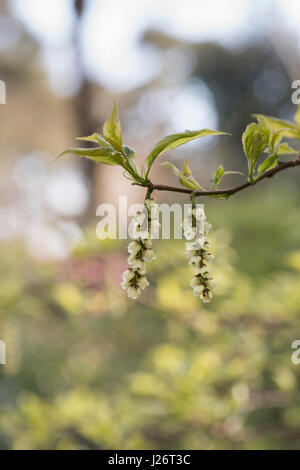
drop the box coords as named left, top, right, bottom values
left=277, top=142, right=298, bottom=155
left=257, top=153, right=278, bottom=176
left=269, top=129, right=287, bottom=153
left=161, top=161, right=202, bottom=190
left=242, top=122, right=270, bottom=180
left=179, top=175, right=202, bottom=190
left=161, top=161, right=180, bottom=176
left=146, top=129, right=228, bottom=174
left=182, top=160, right=193, bottom=176
left=57, top=147, right=125, bottom=166
left=123, top=146, right=136, bottom=159
left=103, top=101, right=123, bottom=150
left=210, top=165, right=225, bottom=188
left=76, top=133, right=110, bottom=146
left=253, top=114, right=300, bottom=139
left=210, top=166, right=244, bottom=188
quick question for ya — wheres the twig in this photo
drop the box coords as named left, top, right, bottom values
left=138, top=156, right=300, bottom=197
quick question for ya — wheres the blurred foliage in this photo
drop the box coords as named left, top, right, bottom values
left=1, top=184, right=300, bottom=449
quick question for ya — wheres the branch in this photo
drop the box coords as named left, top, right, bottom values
left=139, top=156, right=300, bottom=197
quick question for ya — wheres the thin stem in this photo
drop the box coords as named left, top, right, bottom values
left=137, top=156, right=300, bottom=197
left=145, top=186, right=153, bottom=199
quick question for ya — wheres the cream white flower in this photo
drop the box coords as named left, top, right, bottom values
left=143, top=249, right=156, bottom=262
left=122, top=198, right=157, bottom=299
left=203, top=237, right=211, bottom=249
left=206, top=279, right=217, bottom=290
left=190, top=276, right=200, bottom=288
left=188, top=256, right=202, bottom=267
left=127, top=254, right=136, bottom=265
left=121, top=280, right=130, bottom=290
left=138, top=276, right=149, bottom=289
left=192, top=207, right=206, bottom=221
left=184, top=250, right=197, bottom=259
left=128, top=241, right=141, bottom=256
left=193, top=284, right=204, bottom=295
left=186, top=206, right=216, bottom=303
left=184, top=226, right=196, bottom=241
left=204, top=222, right=212, bottom=234
left=132, top=259, right=146, bottom=274
left=122, top=269, right=135, bottom=282
left=194, top=266, right=211, bottom=277
left=202, top=252, right=214, bottom=262
left=200, top=290, right=213, bottom=303
left=127, top=286, right=140, bottom=299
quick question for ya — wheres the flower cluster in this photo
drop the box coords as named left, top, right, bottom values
left=183, top=206, right=217, bottom=303
left=121, top=198, right=159, bottom=299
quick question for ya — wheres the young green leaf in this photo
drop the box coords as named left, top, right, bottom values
left=242, top=122, right=270, bottom=180
left=161, top=160, right=203, bottom=190
left=210, top=166, right=244, bottom=188
left=76, top=133, right=110, bottom=146
left=253, top=114, right=300, bottom=139
left=257, top=153, right=278, bottom=176
left=123, top=146, right=136, bottom=159
left=103, top=101, right=123, bottom=151
left=210, top=165, right=225, bottom=188
left=146, top=129, right=228, bottom=175
left=182, top=160, right=193, bottom=177
left=276, top=142, right=298, bottom=155
left=161, top=161, right=181, bottom=176
left=57, top=147, right=125, bottom=166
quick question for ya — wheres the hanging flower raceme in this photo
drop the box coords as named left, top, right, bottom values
left=121, top=198, right=159, bottom=299
left=183, top=206, right=217, bottom=303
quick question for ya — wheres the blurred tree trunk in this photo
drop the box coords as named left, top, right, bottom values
left=73, top=0, right=101, bottom=219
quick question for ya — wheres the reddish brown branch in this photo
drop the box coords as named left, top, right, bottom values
left=139, top=156, right=300, bottom=197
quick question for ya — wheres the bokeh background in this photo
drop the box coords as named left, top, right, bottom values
left=1, top=0, right=300, bottom=450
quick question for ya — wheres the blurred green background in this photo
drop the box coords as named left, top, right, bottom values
left=1, top=0, right=300, bottom=450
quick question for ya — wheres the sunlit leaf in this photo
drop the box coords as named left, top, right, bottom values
left=76, top=133, right=110, bottom=146
left=257, top=153, right=278, bottom=176
left=57, top=147, right=125, bottom=166
left=277, top=142, right=298, bottom=155
left=242, top=123, right=269, bottom=163
left=146, top=129, right=228, bottom=173
left=253, top=114, right=300, bottom=139
left=123, top=145, right=136, bottom=159
left=161, top=161, right=202, bottom=190
left=211, top=165, right=225, bottom=188
left=103, top=101, right=123, bottom=150
left=161, top=161, right=180, bottom=176
left=182, top=160, right=193, bottom=176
